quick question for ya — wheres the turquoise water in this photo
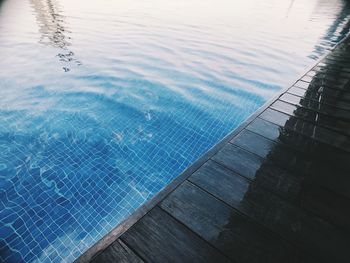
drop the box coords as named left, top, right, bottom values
left=0, top=0, right=350, bottom=262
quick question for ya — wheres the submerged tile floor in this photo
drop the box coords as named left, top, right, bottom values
left=80, top=36, right=350, bottom=263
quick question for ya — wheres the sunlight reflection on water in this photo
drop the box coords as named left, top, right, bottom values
left=0, top=0, right=349, bottom=262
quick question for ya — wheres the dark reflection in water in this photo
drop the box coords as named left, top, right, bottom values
left=29, top=0, right=81, bottom=71
left=285, top=0, right=296, bottom=17
left=0, top=0, right=5, bottom=10
left=312, top=0, right=350, bottom=58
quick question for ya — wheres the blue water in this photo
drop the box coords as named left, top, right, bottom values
left=0, top=0, right=350, bottom=262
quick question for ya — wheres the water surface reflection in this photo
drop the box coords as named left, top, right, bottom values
left=29, top=0, right=81, bottom=71
left=0, top=0, right=349, bottom=262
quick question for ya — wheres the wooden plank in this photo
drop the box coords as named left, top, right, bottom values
left=287, top=86, right=350, bottom=111
left=246, top=118, right=282, bottom=141
left=246, top=117, right=350, bottom=171
left=160, top=180, right=313, bottom=263
left=306, top=69, right=350, bottom=79
left=270, top=100, right=296, bottom=116
left=91, top=239, right=143, bottom=263
left=323, top=58, right=350, bottom=71
left=84, top=36, right=350, bottom=263
left=211, top=143, right=312, bottom=202
left=190, top=160, right=250, bottom=208
left=316, top=62, right=350, bottom=74
left=189, top=160, right=297, bottom=220
left=278, top=93, right=350, bottom=123
left=211, top=143, right=263, bottom=180
left=259, top=108, right=290, bottom=127
left=283, top=116, right=350, bottom=152
left=301, top=74, right=350, bottom=90
left=313, top=64, right=350, bottom=74
left=242, top=124, right=350, bottom=229
left=297, top=72, right=350, bottom=92
left=280, top=93, right=302, bottom=105
left=121, top=207, right=231, bottom=263
left=273, top=101, right=350, bottom=137
left=189, top=161, right=350, bottom=262
left=287, top=86, right=307, bottom=97
left=260, top=109, right=350, bottom=152
left=298, top=183, right=350, bottom=232
left=232, top=127, right=349, bottom=174
left=253, top=108, right=350, bottom=145
left=229, top=121, right=350, bottom=229
left=231, top=129, right=277, bottom=158
left=212, top=142, right=309, bottom=197
left=294, top=80, right=310, bottom=89
left=234, top=128, right=350, bottom=194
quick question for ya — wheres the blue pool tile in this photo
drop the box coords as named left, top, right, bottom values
left=0, top=225, right=14, bottom=240
left=0, top=0, right=349, bottom=262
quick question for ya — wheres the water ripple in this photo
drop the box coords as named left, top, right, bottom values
left=0, top=0, right=350, bottom=262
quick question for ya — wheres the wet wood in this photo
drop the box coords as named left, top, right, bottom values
left=84, top=32, right=350, bottom=263
left=91, top=239, right=143, bottom=263
left=120, top=207, right=231, bottom=263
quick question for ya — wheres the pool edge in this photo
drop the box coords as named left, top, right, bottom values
left=75, top=32, right=350, bottom=263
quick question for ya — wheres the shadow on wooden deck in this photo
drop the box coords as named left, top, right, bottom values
left=78, top=36, right=350, bottom=263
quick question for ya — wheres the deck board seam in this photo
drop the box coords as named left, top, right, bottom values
left=258, top=110, right=350, bottom=152
left=208, top=156, right=349, bottom=233
left=274, top=98, right=350, bottom=124
left=185, top=177, right=321, bottom=261
left=155, top=205, right=236, bottom=263
left=77, top=32, right=350, bottom=263
left=118, top=238, right=150, bottom=263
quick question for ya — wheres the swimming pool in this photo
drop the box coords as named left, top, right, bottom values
left=0, top=0, right=349, bottom=262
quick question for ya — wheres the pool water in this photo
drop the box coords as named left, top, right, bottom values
left=0, top=0, right=350, bottom=262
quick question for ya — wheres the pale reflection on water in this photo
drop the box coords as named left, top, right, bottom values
left=29, top=0, right=81, bottom=71
left=0, top=0, right=349, bottom=262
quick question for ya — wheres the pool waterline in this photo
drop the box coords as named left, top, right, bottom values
left=1, top=0, right=350, bottom=262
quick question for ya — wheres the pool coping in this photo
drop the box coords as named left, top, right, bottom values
left=75, top=33, right=350, bottom=263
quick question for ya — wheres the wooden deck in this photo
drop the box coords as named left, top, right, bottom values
left=77, top=36, right=350, bottom=263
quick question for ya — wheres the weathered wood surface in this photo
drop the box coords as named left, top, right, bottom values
left=91, top=240, right=143, bottom=263
left=85, top=37, right=350, bottom=263
left=121, top=207, right=231, bottom=263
